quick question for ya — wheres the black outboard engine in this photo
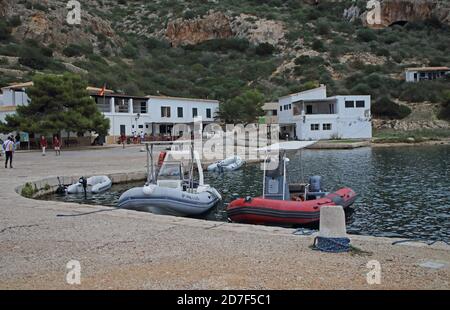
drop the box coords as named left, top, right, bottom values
left=55, top=176, right=66, bottom=195
left=307, top=176, right=326, bottom=200
left=79, top=177, right=88, bottom=198
left=309, top=176, right=322, bottom=193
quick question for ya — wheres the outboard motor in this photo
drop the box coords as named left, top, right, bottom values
left=309, top=176, right=323, bottom=193
left=56, top=176, right=66, bottom=195
left=79, top=176, right=88, bottom=198
left=307, top=176, right=326, bottom=200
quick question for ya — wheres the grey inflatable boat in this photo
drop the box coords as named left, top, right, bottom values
left=118, top=148, right=222, bottom=216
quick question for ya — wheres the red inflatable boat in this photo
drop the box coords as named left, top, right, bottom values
left=226, top=187, right=357, bottom=226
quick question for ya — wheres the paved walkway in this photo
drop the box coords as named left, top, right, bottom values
left=0, top=147, right=449, bottom=289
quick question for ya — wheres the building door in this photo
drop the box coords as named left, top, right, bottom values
left=120, top=125, right=126, bottom=136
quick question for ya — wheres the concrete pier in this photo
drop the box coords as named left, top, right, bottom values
left=0, top=146, right=449, bottom=289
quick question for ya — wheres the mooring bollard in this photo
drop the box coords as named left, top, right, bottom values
left=313, top=205, right=351, bottom=253
left=319, top=205, right=347, bottom=238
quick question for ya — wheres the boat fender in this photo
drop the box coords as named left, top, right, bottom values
left=330, top=195, right=345, bottom=206
left=158, top=152, right=167, bottom=167
left=244, top=196, right=252, bottom=203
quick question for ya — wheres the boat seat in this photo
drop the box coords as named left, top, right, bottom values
left=289, top=183, right=307, bottom=193
left=157, top=179, right=183, bottom=190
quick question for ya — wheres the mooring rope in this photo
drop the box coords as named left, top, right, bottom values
left=56, top=208, right=117, bottom=217
left=392, top=239, right=450, bottom=246
left=312, top=236, right=351, bottom=253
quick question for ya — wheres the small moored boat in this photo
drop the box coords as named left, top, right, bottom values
left=207, top=156, right=245, bottom=172
left=226, top=141, right=357, bottom=226
left=66, top=175, right=112, bottom=194
left=118, top=141, right=222, bottom=216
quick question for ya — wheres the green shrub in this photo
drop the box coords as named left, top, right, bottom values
left=144, top=37, right=170, bottom=50
left=18, top=46, right=51, bottom=70
left=122, top=43, right=138, bottom=58
left=21, top=182, right=37, bottom=198
left=0, top=20, right=11, bottom=41
left=398, top=81, right=446, bottom=103
left=311, top=39, right=326, bottom=52
left=187, top=38, right=250, bottom=52
left=255, top=43, right=275, bottom=56
left=357, top=28, right=377, bottom=42
left=438, top=90, right=450, bottom=120
left=316, top=20, right=331, bottom=35
left=63, top=44, right=93, bottom=57
left=351, top=83, right=371, bottom=95
left=7, top=16, right=22, bottom=27
left=372, top=96, right=412, bottom=119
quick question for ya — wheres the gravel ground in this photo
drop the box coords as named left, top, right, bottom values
left=0, top=146, right=449, bottom=289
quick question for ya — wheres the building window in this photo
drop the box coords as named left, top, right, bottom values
left=206, top=108, right=212, bottom=118
left=140, top=102, right=147, bottom=113
left=280, top=106, right=282, bottom=112
left=95, top=97, right=111, bottom=112
left=329, top=104, right=335, bottom=114
left=177, top=107, right=183, bottom=118
left=323, top=123, right=332, bottom=130
left=192, top=108, right=198, bottom=117
left=161, top=106, right=171, bottom=117
left=306, top=105, right=313, bottom=114
left=355, top=100, right=365, bottom=108
left=345, top=100, right=355, bottom=108
left=115, top=99, right=129, bottom=113
left=138, top=125, right=144, bottom=129
left=272, top=109, right=277, bottom=116
left=133, top=100, right=147, bottom=114
left=288, top=104, right=292, bottom=109
left=310, top=124, right=319, bottom=131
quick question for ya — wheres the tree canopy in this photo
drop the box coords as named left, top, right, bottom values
left=215, top=89, right=265, bottom=124
left=1, top=73, right=109, bottom=136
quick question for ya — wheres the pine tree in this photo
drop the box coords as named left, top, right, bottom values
left=1, top=73, right=109, bottom=137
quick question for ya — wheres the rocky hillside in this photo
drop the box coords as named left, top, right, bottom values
left=0, top=0, right=449, bottom=127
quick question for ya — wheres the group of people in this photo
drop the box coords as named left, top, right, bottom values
left=39, top=135, right=61, bottom=156
left=2, top=134, right=62, bottom=169
left=120, top=131, right=147, bottom=148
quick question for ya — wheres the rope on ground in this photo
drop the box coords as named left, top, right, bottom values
left=292, top=228, right=316, bottom=236
left=56, top=208, right=117, bottom=217
left=312, top=236, right=351, bottom=253
left=392, top=239, right=450, bottom=246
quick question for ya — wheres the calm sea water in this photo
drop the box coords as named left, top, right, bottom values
left=42, top=145, right=450, bottom=242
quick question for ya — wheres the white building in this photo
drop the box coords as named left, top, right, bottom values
left=90, top=91, right=219, bottom=143
left=0, top=82, right=220, bottom=144
left=0, top=82, right=32, bottom=126
left=405, top=66, right=450, bottom=82
left=278, top=85, right=372, bottom=140
left=260, top=102, right=279, bottom=125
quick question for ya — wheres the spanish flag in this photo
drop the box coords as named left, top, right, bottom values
left=98, top=84, right=106, bottom=96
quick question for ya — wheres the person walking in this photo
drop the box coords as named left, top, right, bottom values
left=120, top=133, right=126, bottom=149
left=140, top=131, right=145, bottom=143
left=3, top=136, right=15, bottom=168
left=53, top=135, right=61, bottom=156
left=40, top=135, right=47, bottom=156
